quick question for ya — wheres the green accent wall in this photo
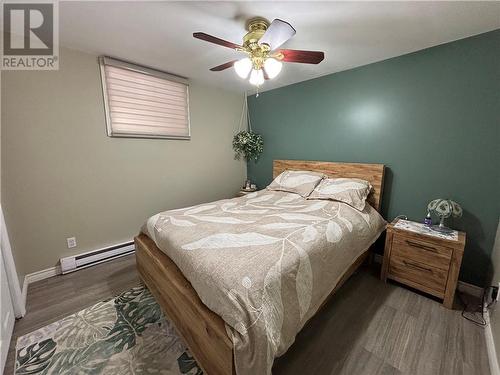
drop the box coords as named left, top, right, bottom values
left=248, top=30, right=500, bottom=286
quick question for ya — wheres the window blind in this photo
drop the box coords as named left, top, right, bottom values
left=99, top=57, right=190, bottom=139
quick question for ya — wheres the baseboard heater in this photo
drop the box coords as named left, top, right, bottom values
left=60, top=241, right=135, bottom=274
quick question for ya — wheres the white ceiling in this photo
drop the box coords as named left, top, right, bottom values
left=60, top=1, right=500, bottom=93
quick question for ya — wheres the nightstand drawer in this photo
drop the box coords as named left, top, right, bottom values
left=392, top=234, right=452, bottom=270
left=389, top=255, right=448, bottom=294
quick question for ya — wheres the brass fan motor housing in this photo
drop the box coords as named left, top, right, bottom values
left=241, top=17, right=278, bottom=70
left=243, top=18, right=269, bottom=47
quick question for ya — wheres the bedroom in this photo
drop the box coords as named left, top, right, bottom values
left=1, top=1, right=499, bottom=374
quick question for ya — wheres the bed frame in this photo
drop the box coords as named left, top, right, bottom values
left=135, top=160, right=385, bottom=375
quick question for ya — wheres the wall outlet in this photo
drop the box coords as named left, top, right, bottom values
left=66, top=237, right=77, bottom=249
left=497, top=282, right=500, bottom=301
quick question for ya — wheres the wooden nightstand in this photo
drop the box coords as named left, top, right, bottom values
left=236, top=189, right=257, bottom=197
left=381, top=218, right=466, bottom=309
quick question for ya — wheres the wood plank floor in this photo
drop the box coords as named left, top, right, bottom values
left=5, top=255, right=141, bottom=375
left=5, top=255, right=489, bottom=375
left=274, top=267, right=490, bottom=375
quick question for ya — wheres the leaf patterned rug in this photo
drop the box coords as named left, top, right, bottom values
left=15, top=285, right=203, bottom=374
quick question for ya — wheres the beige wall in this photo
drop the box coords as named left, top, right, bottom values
left=1, top=47, right=246, bottom=285
left=489, top=220, right=500, bottom=363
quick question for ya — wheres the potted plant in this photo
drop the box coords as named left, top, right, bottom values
left=232, top=130, right=264, bottom=162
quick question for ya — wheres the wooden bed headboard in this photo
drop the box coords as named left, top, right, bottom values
left=273, top=160, right=385, bottom=212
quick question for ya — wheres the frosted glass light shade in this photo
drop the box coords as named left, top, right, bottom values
left=249, top=69, right=265, bottom=86
left=234, top=58, right=252, bottom=79
left=263, top=58, right=282, bottom=79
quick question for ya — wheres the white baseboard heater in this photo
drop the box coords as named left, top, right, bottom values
left=60, top=241, right=135, bottom=274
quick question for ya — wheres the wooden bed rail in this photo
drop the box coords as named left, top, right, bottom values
left=135, top=234, right=234, bottom=375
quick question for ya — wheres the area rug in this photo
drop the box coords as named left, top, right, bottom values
left=15, top=286, right=203, bottom=374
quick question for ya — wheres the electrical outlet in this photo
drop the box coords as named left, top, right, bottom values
left=66, top=237, right=77, bottom=249
left=497, top=282, right=500, bottom=301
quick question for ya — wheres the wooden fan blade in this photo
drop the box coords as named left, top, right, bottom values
left=278, top=49, right=325, bottom=64
left=210, top=60, right=238, bottom=71
left=259, top=19, right=296, bottom=50
left=193, top=32, right=241, bottom=50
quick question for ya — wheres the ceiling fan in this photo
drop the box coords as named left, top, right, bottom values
left=193, top=17, right=325, bottom=86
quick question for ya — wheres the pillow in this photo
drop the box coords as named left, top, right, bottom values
left=267, top=170, right=325, bottom=197
left=308, top=177, right=372, bottom=211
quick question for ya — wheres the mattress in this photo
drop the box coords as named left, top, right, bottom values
left=143, top=190, right=386, bottom=375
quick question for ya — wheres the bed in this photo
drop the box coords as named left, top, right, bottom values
left=135, top=160, right=385, bottom=375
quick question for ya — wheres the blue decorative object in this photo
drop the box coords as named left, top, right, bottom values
left=424, top=211, right=432, bottom=226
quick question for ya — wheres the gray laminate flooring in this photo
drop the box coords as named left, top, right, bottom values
left=5, top=255, right=141, bottom=375
left=5, top=255, right=489, bottom=375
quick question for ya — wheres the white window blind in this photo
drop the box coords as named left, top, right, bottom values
left=99, top=57, right=190, bottom=139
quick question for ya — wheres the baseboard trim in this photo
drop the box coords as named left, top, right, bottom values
left=21, top=278, right=27, bottom=311
left=372, top=253, right=484, bottom=298
left=21, top=265, right=62, bottom=308
left=457, top=281, right=484, bottom=298
left=25, top=265, right=62, bottom=284
left=485, top=310, right=500, bottom=375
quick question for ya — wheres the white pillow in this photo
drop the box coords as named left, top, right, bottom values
left=308, top=178, right=372, bottom=211
left=267, top=170, right=325, bottom=197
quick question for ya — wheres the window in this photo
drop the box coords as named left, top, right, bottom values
left=99, top=57, right=190, bottom=139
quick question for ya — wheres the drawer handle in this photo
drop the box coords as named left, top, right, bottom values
left=406, top=240, right=437, bottom=253
left=403, top=260, right=433, bottom=273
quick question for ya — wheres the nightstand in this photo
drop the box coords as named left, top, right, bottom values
left=381, top=218, right=466, bottom=309
left=236, top=189, right=257, bottom=197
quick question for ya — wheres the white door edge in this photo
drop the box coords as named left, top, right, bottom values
left=0, top=205, right=25, bottom=318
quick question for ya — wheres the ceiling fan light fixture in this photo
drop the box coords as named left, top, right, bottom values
left=249, top=69, right=265, bottom=86
left=234, top=58, right=252, bottom=79
left=263, top=58, right=282, bottom=79
left=194, top=17, right=325, bottom=88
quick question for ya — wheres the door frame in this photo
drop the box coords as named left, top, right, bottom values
left=1, top=205, right=25, bottom=318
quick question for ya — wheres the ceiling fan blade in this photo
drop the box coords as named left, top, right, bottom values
left=278, top=49, right=325, bottom=64
left=259, top=19, right=296, bottom=50
left=210, top=60, right=238, bottom=71
left=193, top=32, right=242, bottom=50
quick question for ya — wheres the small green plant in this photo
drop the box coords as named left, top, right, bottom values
left=232, top=130, right=264, bottom=162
